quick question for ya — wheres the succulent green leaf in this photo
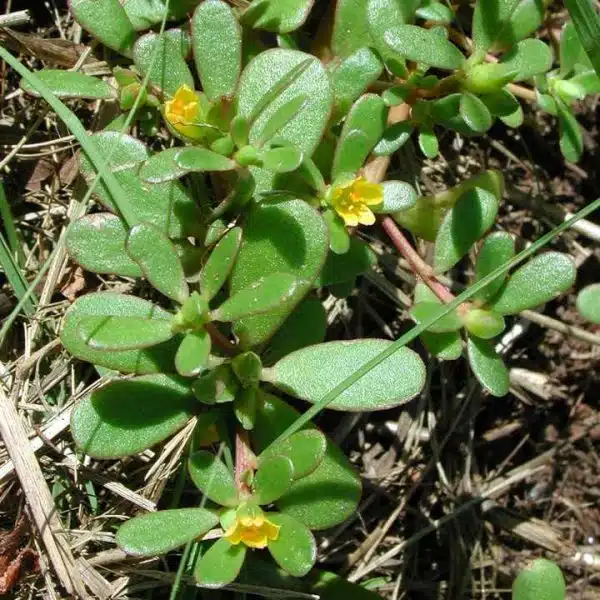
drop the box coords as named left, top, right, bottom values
left=79, top=132, right=202, bottom=238
left=498, top=39, right=553, bottom=81
left=126, top=223, right=189, bottom=304
left=472, top=0, right=537, bottom=54
left=467, top=336, right=509, bottom=397
left=230, top=198, right=328, bottom=348
left=488, top=252, right=576, bottom=315
left=459, top=92, right=493, bottom=132
left=332, top=94, right=387, bottom=179
left=576, top=284, right=600, bottom=324
left=261, top=297, right=327, bottom=366
left=256, top=95, right=308, bottom=146
left=494, top=0, right=545, bottom=50
left=236, top=49, right=333, bottom=163
left=434, top=187, right=499, bottom=273
left=188, top=450, right=238, bottom=506
left=121, top=0, right=167, bottom=30
left=77, top=315, right=174, bottom=351
left=463, top=308, right=505, bottom=339
left=61, top=293, right=179, bottom=374
left=254, top=456, right=294, bottom=504
left=560, top=22, right=589, bottom=77
left=199, top=227, right=243, bottom=302
left=384, top=24, right=465, bottom=70
left=420, top=330, right=463, bottom=360
left=418, top=126, right=439, bottom=158
left=194, top=538, right=246, bottom=587
left=71, top=374, right=196, bottom=457
left=330, top=47, right=383, bottom=120
left=66, top=213, right=142, bottom=278
left=259, top=145, right=304, bottom=173
left=175, top=330, right=211, bottom=377
left=213, top=273, right=301, bottom=322
left=192, top=0, right=241, bottom=100
left=259, top=430, right=326, bottom=479
left=265, top=339, right=426, bottom=411
left=309, top=569, right=390, bottom=600
left=242, top=0, right=314, bottom=33
left=373, top=122, right=413, bottom=157
left=253, top=392, right=361, bottom=529
left=512, top=558, right=566, bottom=600
left=323, top=209, right=351, bottom=255
left=133, top=29, right=193, bottom=96
left=139, top=148, right=188, bottom=184
left=411, top=302, right=462, bottom=333
left=416, top=0, right=453, bottom=23
left=174, top=147, right=237, bottom=174
left=69, top=0, right=136, bottom=55
left=557, top=99, right=583, bottom=162
left=332, top=0, right=372, bottom=58
left=376, top=180, right=417, bottom=213
left=20, top=70, right=115, bottom=100
left=192, top=365, right=239, bottom=405
left=473, top=231, right=515, bottom=302
left=316, top=237, right=376, bottom=287
left=479, top=88, right=521, bottom=119
left=267, top=513, right=316, bottom=577
left=234, top=387, right=258, bottom=430
left=117, top=509, right=219, bottom=557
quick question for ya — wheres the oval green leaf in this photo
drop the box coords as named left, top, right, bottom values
left=200, top=227, right=243, bottom=302
left=459, top=92, right=493, bottom=133
left=512, top=558, right=566, bottom=600
left=315, top=237, right=377, bottom=287
left=192, top=0, right=241, bottom=100
left=254, top=456, right=294, bottom=505
left=242, top=0, right=314, bottom=33
left=576, top=284, right=600, bottom=324
left=373, top=121, right=413, bottom=157
left=411, top=302, right=462, bottom=333
left=498, top=39, right=553, bottom=81
left=71, top=374, right=196, bottom=457
left=21, top=70, right=115, bottom=99
left=377, top=180, right=417, bottom=213
left=267, top=512, right=316, bottom=577
left=175, top=330, right=211, bottom=378
left=467, top=336, right=509, bottom=397
left=265, top=339, right=426, bottom=411
left=194, top=538, right=246, bottom=587
left=488, top=252, right=576, bottom=315
left=66, top=213, right=142, bottom=277
left=473, top=231, right=515, bottom=302
left=61, top=292, right=179, bottom=374
left=188, top=450, right=238, bottom=507
left=139, top=147, right=188, bottom=184
left=175, top=147, right=237, bottom=173
left=117, top=508, right=219, bottom=557
left=126, top=222, right=189, bottom=304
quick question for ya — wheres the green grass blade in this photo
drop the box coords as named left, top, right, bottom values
left=264, top=194, right=600, bottom=452
left=564, top=0, right=600, bottom=76
left=0, top=180, right=25, bottom=266
left=0, top=233, right=36, bottom=317
left=0, top=47, right=140, bottom=227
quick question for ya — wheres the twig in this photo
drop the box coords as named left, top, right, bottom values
left=0, top=387, right=88, bottom=597
left=234, top=427, right=256, bottom=495
left=0, top=11, right=30, bottom=28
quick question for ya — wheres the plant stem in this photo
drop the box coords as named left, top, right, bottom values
left=234, top=427, right=256, bottom=496
left=380, top=216, right=456, bottom=305
left=205, top=323, right=238, bottom=356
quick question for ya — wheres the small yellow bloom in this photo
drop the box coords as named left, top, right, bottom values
left=164, top=84, right=204, bottom=140
left=330, top=177, right=383, bottom=227
left=224, top=509, right=280, bottom=549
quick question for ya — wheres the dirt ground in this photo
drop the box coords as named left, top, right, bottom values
left=0, top=1, right=599, bottom=599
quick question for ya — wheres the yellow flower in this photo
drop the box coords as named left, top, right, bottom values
left=164, top=84, right=204, bottom=140
left=330, top=177, right=383, bottom=227
left=224, top=508, right=280, bottom=549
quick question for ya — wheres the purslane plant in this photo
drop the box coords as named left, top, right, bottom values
left=15, top=0, right=596, bottom=594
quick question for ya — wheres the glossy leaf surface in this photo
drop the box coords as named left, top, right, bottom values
left=488, top=252, right=576, bottom=315
left=66, top=213, right=142, bottom=277
left=576, top=284, right=600, bottom=324
left=21, top=70, right=114, bottom=99
left=199, top=227, right=243, bottom=301
left=459, top=92, right=493, bottom=133
left=253, top=392, right=361, bottom=530
left=230, top=198, right=328, bottom=347
left=373, top=122, right=413, bottom=157
left=332, top=0, right=371, bottom=58
left=377, top=180, right=417, bottom=213
left=411, top=302, right=462, bottom=333
left=117, top=509, right=218, bottom=557
left=498, top=39, right=553, bottom=81
left=139, top=148, right=188, bottom=183
left=175, top=330, right=211, bottom=377
left=192, top=0, right=241, bottom=100
left=467, top=336, right=509, bottom=397
left=194, top=539, right=246, bottom=587
left=259, top=430, right=326, bottom=479
left=61, top=293, right=179, bottom=374
left=71, top=374, right=196, bottom=457
left=242, top=0, right=314, bottom=33
left=512, top=558, right=566, bottom=600
left=175, top=147, right=237, bottom=173
left=126, top=223, right=189, bottom=304
left=188, top=450, right=238, bottom=506
left=473, top=231, right=515, bottom=302
left=254, top=456, right=294, bottom=504
left=267, top=513, right=316, bottom=576
left=265, top=339, right=426, bottom=411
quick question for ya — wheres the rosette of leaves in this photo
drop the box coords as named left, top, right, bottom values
left=403, top=180, right=576, bottom=396
left=533, top=22, right=600, bottom=162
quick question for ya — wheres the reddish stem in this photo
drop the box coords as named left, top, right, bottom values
left=205, top=323, right=238, bottom=356
left=234, top=427, right=256, bottom=496
left=380, top=216, right=456, bottom=305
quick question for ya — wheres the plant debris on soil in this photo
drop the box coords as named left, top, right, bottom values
left=0, top=1, right=599, bottom=599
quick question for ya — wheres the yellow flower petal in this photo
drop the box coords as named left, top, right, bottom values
left=223, top=509, right=281, bottom=549
left=164, top=84, right=205, bottom=141
left=330, top=177, right=383, bottom=228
